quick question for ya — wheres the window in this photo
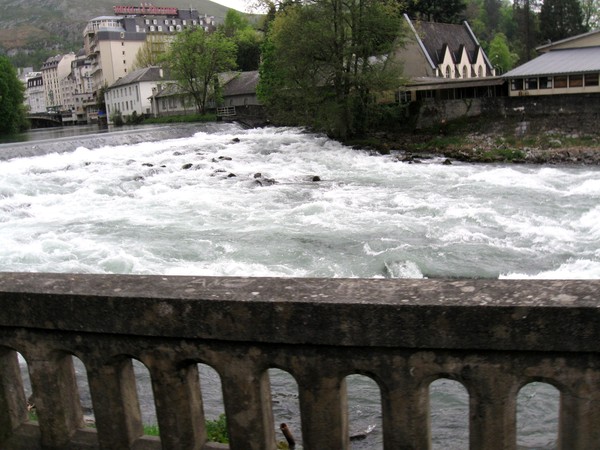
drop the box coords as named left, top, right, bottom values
left=584, top=73, right=599, bottom=87
left=478, top=66, right=483, bottom=77
left=569, top=75, right=583, bottom=87
left=511, top=78, right=524, bottom=91
left=445, top=66, right=451, bottom=78
left=158, top=26, right=163, bottom=32
left=121, top=42, right=124, bottom=46
left=527, top=78, right=538, bottom=90
left=539, top=77, right=552, bottom=89
left=554, top=76, right=567, bottom=88
left=462, top=66, right=467, bottom=79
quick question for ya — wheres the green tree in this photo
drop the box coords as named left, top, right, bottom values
left=219, top=10, right=263, bottom=71
left=404, top=0, right=467, bottom=23
left=164, top=29, right=237, bottom=114
left=0, top=56, right=28, bottom=135
left=513, top=0, right=540, bottom=62
left=133, top=34, right=170, bottom=69
left=258, top=0, right=404, bottom=139
left=487, top=32, right=518, bottom=73
left=580, top=0, right=599, bottom=29
left=540, top=0, right=586, bottom=43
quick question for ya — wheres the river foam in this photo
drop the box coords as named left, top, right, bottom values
left=1, top=122, right=599, bottom=280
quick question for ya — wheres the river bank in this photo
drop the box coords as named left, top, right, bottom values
left=352, top=115, right=600, bottom=165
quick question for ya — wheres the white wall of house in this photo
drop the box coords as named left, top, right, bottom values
left=105, top=80, right=157, bottom=122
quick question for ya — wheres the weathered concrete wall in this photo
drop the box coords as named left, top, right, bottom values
left=1, top=274, right=600, bottom=449
left=415, top=93, right=600, bottom=133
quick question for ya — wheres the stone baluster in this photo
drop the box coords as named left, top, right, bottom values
left=558, top=381, right=600, bottom=449
left=0, top=349, right=28, bottom=442
left=26, top=349, right=83, bottom=448
left=86, top=357, right=143, bottom=449
left=380, top=372, right=431, bottom=450
left=297, top=373, right=349, bottom=450
left=467, top=369, right=518, bottom=450
left=147, top=358, right=205, bottom=450
left=219, top=357, right=276, bottom=450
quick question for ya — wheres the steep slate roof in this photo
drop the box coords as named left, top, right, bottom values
left=223, top=71, right=259, bottom=96
left=110, top=66, right=165, bottom=88
left=412, top=19, right=479, bottom=66
left=503, top=46, right=600, bottom=77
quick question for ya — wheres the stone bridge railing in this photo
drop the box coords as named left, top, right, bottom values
left=1, top=273, right=599, bottom=450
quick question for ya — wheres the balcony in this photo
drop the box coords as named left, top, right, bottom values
left=0, top=273, right=599, bottom=449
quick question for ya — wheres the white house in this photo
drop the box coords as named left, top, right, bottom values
left=105, top=66, right=166, bottom=123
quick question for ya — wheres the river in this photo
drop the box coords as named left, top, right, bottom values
left=3, top=122, right=598, bottom=448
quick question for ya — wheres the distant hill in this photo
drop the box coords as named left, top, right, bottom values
left=0, top=0, right=237, bottom=68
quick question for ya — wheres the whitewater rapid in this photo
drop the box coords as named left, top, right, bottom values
left=4, top=122, right=590, bottom=448
left=1, top=122, right=599, bottom=280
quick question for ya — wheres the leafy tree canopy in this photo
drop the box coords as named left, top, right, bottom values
left=404, top=0, right=467, bottom=23
left=540, top=0, right=587, bottom=43
left=0, top=55, right=28, bottom=135
left=164, top=28, right=237, bottom=114
left=219, top=9, right=263, bottom=71
left=258, top=0, right=404, bottom=139
left=487, top=32, right=518, bottom=73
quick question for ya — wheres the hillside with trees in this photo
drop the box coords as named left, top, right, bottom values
left=0, top=0, right=234, bottom=69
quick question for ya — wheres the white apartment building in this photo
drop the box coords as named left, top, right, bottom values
left=105, top=66, right=166, bottom=123
left=24, top=72, right=47, bottom=114
left=83, top=5, right=215, bottom=93
left=41, top=53, right=76, bottom=111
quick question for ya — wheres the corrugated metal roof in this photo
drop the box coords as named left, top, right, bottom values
left=503, top=46, right=600, bottom=77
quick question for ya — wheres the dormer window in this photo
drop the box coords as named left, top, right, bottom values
left=445, top=66, right=451, bottom=78
left=462, top=66, right=468, bottom=79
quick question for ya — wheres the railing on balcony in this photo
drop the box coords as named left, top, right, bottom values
left=1, top=273, right=599, bottom=450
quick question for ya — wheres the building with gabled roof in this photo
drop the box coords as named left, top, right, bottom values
left=104, top=66, right=167, bottom=123
left=398, top=14, right=495, bottom=81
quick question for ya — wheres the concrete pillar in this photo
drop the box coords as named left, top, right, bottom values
left=298, top=375, right=349, bottom=450
left=559, top=384, right=600, bottom=449
left=86, top=357, right=143, bottom=449
left=27, top=350, right=83, bottom=448
left=468, top=371, right=518, bottom=450
left=380, top=375, right=430, bottom=450
left=220, top=359, right=276, bottom=450
left=148, top=359, right=205, bottom=450
left=0, top=349, right=28, bottom=442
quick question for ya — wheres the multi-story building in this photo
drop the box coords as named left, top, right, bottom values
left=24, top=72, right=47, bottom=114
left=41, top=53, right=76, bottom=112
left=83, top=5, right=215, bottom=94
left=105, top=66, right=167, bottom=123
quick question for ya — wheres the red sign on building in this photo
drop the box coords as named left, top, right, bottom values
left=113, top=5, right=179, bottom=16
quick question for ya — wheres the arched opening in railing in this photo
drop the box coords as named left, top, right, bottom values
left=17, top=351, right=32, bottom=417
left=430, top=378, right=469, bottom=449
left=131, top=358, right=158, bottom=436
left=72, top=355, right=94, bottom=427
left=517, top=381, right=559, bottom=449
left=268, top=367, right=301, bottom=448
left=197, top=363, right=227, bottom=443
left=346, top=373, right=382, bottom=449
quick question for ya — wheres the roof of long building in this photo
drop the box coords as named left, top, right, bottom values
left=503, top=46, right=600, bottom=77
